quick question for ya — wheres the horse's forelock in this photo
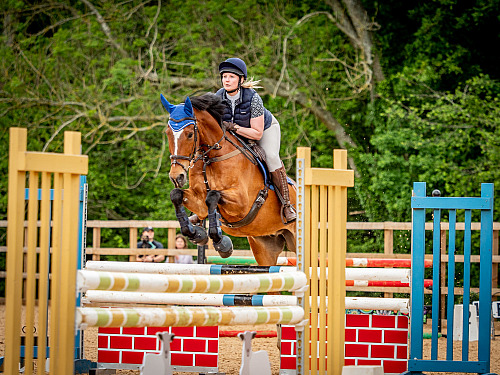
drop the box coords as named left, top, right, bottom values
left=190, top=93, right=225, bottom=125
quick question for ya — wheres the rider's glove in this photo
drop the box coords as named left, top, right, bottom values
left=223, top=121, right=238, bottom=131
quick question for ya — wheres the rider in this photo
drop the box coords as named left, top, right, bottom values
left=215, top=57, right=296, bottom=223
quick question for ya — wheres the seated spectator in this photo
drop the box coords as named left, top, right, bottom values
left=173, top=234, right=193, bottom=264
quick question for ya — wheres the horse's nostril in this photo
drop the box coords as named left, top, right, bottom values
left=176, top=175, right=186, bottom=187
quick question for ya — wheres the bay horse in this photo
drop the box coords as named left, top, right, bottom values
left=160, top=93, right=296, bottom=266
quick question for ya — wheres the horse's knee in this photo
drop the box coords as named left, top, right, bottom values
left=205, top=190, right=222, bottom=211
left=170, top=188, right=184, bottom=206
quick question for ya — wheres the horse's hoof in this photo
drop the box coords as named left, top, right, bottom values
left=214, top=236, right=233, bottom=258
left=189, top=225, right=209, bottom=246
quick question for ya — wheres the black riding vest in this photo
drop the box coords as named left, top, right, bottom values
left=216, top=87, right=272, bottom=130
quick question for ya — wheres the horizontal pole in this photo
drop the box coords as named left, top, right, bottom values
left=84, top=291, right=298, bottom=306
left=77, top=269, right=308, bottom=294
left=412, top=196, right=493, bottom=210
left=76, top=306, right=305, bottom=328
left=85, top=262, right=410, bottom=282
left=207, top=256, right=433, bottom=268
left=82, top=291, right=409, bottom=312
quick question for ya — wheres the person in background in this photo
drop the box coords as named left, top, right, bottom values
left=173, top=234, right=193, bottom=264
left=135, top=226, right=165, bottom=262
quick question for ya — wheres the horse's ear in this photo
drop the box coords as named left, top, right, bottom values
left=184, top=96, right=194, bottom=117
left=160, top=94, right=176, bottom=114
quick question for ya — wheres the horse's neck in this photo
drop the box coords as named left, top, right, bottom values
left=196, top=114, right=227, bottom=152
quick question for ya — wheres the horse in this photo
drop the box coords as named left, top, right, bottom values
left=160, top=93, right=296, bottom=266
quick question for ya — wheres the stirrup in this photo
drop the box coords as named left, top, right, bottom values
left=281, top=204, right=297, bottom=224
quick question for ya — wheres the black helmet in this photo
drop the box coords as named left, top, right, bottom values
left=219, top=58, right=247, bottom=79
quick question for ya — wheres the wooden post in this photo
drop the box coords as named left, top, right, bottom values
left=384, top=225, right=394, bottom=298
left=5, top=127, right=28, bottom=375
left=92, top=227, right=101, bottom=261
left=129, top=227, right=138, bottom=262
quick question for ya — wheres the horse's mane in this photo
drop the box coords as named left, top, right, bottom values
left=190, top=93, right=225, bottom=125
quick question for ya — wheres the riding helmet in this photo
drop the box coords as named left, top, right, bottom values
left=219, top=58, right=247, bottom=79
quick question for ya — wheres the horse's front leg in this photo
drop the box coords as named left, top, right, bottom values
left=170, top=188, right=208, bottom=245
left=206, top=190, right=233, bottom=258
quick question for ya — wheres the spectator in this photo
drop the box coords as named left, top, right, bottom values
left=173, top=234, right=193, bottom=264
left=136, top=227, right=165, bottom=262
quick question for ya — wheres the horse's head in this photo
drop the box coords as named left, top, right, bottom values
left=161, top=94, right=197, bottom=188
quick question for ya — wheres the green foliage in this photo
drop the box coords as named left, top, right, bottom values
left=0, top=0, right=498, bottom=258
left=352, top=69, right=499, bottom=222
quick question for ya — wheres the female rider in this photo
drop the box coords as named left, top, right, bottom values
left=215, top=57, right=296, bottom=223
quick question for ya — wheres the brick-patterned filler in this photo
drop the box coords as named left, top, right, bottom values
left=97, top=326, right=218, bottom=372
left=279, top=314, right=408, bottom=374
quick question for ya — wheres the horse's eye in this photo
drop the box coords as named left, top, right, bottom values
left=187, top=132, right=194, bottom=139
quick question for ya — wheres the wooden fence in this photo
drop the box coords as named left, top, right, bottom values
left=0, top=220, right=498, bottom=303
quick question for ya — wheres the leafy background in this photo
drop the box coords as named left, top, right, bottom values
left=1, top=0, right=498, bottom=260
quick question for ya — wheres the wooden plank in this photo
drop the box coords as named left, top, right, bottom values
left=23, top=152, right=88, bottom=174
left=86, top=220, right=180, bottom=228
left=305, top=168, right=354, bottom=187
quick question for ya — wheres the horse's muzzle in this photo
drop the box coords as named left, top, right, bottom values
left=170, top=172, right=187, bottom=188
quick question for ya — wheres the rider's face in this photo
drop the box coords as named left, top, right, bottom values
left=222, top=72, right=241, bottom=94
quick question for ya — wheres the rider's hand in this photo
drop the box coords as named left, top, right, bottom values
left=223, top=121, right=239, bottom=132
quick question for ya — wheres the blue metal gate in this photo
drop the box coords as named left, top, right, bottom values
left=406, top=182, right=496, bottom=374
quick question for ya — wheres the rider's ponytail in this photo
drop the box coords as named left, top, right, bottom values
left=242, top=77, right=262, bottom=89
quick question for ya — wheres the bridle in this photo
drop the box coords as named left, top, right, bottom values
left=168, top=116, right=199, bottom=174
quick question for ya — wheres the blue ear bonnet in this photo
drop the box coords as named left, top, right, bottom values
left=160, top=94, right=196, bottom=132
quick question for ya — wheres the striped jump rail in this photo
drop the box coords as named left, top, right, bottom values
left=76, top=305, right=305, bottom=328
left=84, top=261, right=415, bottom=283
left=206, top=256, right=433, bottom=268
left=77, top=269, right=307, bottom=294
left=83, top=291, right=409, bottom=312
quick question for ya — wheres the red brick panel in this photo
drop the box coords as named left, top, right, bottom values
left=98, top=350, right=120, bottom=363
left=345, top=343, right=369, bottom=357
left=110, top=336, right=132, bottom=350
left=383, top=359, right=407, bottom=373
left=171, top=326, right=194, bottom=337
left=371, top=344, right=396, bottom=358
left=397, top=316, right=409, bottom=329
left=196, top=326, right=219, bottom=338
left=123, top=327, right=146, bottom=335
left=171, top=352, right=194, bottom=367
left=358, top=329, right=383, bottom=343
left=346, top=314, right=370, bottom=327
left=195, top=354, right=218, bottom=367
left=207, top=339, right=218, bottom=353
left=98, top=335, right=109, bottom=349
left=134, top=336, right=158, bottom=350
left=345, top=328, right=357, bottom=342
left=183, top=339, right=208, bottom=352
left=384, top=330, right=408, bottom=344
left=371, top=315, right=396, bottom=328
left=121, top=350, right=146, bottom=364
left=280, top=356, right=296, bottom=370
